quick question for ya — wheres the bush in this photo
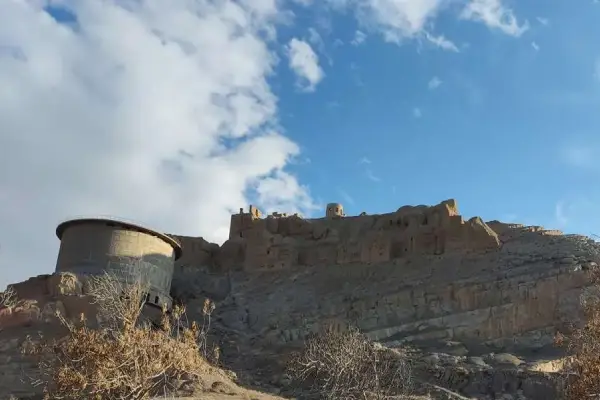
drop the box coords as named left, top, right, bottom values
left=25, top=273, right=216, bottom=400
left=0, top=285, right=19, bottom=309
left=288, top=326, right=413, bottom=399
left=556, top=267, right=600, bottom=399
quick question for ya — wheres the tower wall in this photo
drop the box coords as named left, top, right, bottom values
left=326, top=203, right=344, bottom=218
left=55, top=218, right=182, bottom=310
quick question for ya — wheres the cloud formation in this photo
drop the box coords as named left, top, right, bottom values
left=351, top=30, right=367, bottom=45
left=553, top=198, right=596, bottom=233
left=428, top=76, right=442, bottom=89
left=460, top=0, right=529, bottom=37
left=328, top=0, right=526, bottom=49
left=0, top=0, right=317, bottom=288
left=286, top=38, right=324, bottom=92
left=561, top=144, right=600, bottom=171
left=424, top=32, right=459, bottom=52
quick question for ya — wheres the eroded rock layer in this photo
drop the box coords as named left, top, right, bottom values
left=169, top=200, right=600, bottom=352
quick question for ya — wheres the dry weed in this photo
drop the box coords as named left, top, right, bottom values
left=556, top=266, right=600, bottom=399
left=288, top=326, right=412, bottom=399
left=0, top=285, right=19, bottom=309
left=24, top=272, right=216, bottom=400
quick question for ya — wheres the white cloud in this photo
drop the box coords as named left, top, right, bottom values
left=561, top=144, right=599, bottom=170
left=553, top=198, right=594, bottom=230
left=350, top=0, right=445, bottom=39
left=365, top=169, right=381, bottom=182
left=536, top=17, right=549, bottom=26
left=460, top=0, right=529, bottom=37
left=531, top=41, right=539, bottom=51
left=0, top=1, right=318, bottom=288
left=413, top=107, right=423, bottom=118
left=358, top=157, right=379, bottom=182
left=351, top=30, right=367, bottom=45
left=428, top=76, right=442, bottom=89
left=328, top=0, right=524, bottom=51
left=424, top=32, right=459, bottom=52
left=286, top=38, right=324, bottom=92
left=555, top=202, right=569, bottom=227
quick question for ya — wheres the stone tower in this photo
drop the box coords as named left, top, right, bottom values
left=55, top=218, right=182, bottom=310
left=326, top=203, right=344, bottom=218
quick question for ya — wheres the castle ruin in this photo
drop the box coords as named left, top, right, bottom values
left=171, top=199, right=502, bottom=272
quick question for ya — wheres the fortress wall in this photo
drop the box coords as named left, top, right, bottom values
left=170, top=235, right=217, bottom=268
left=218, top=199, right=501, bottom=272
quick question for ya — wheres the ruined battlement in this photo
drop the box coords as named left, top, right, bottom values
left=171, top=199, right=510, bottom=272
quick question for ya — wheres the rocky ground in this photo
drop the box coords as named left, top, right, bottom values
left=0, top=314, right=568, bottom=400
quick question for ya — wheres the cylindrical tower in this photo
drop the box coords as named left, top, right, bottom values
left=326, top=203, right=344, bottom=218
left=55, top=218, right=182, bottom=310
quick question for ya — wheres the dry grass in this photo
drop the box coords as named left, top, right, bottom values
left=23, top=272, right=217, bottom=400
left=556, top=267, right=600, bottom=399
left=288, top=326, right=413, bottom=399
left=0, top=285, right=19, bottom=309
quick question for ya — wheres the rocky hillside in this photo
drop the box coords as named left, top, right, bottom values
left=175, top=223, right=600, bottom=352
left=1, top=212, right=598, bottom=399
left=169, top=222, right=600, bottom=399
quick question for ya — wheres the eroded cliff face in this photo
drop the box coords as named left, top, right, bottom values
left=169, top=200, right=600, bottom=355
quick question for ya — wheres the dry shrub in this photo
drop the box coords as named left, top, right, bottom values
left=0, top=285, right=20, bottom=309
left=288, top=326, right=412, bottom=399
left=25, top=272, right=216, bottom=399
left=556, top=266, right=600, bottom=399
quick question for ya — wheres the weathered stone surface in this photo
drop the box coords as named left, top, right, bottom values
left=169, top=200, right=600, bottom=356
left=3, top=198, right=598, bottom=399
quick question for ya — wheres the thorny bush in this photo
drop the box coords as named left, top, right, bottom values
left=0, top=285, right=20, bottom=309
left=556, top=266, right=600, bottom=399
left=24, top=273, right=218, bottom=400
left=288, top=325, right=413, bottom=399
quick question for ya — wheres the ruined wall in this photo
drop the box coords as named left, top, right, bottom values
left=204, top=199, right=501, bottom=272
left=169, top=235, right=218, bottom=268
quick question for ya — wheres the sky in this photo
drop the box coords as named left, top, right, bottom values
left=1, top=0, right=600, bottom=289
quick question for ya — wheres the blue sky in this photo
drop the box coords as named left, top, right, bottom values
left=273, top=1, right=600, bottom=235
left=1, top=0, right=600, bottom=288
